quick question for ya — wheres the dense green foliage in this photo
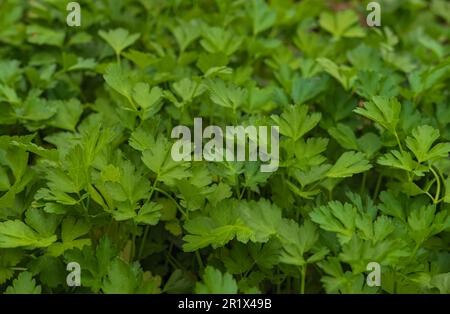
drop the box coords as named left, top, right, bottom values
left=0, top=0, right=449, bottom=294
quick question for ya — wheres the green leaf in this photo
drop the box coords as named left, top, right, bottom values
left=206, top=78, right=247, bottom=110
left=310, top=201, right=357, bottom=244
left=101, top=258, right=161, bottom=294
left=405, top=125, right=450, bottom=163
left=357, top=133, right=382, bottom=158
left=176, top=78, right=204, bottom=101
left=271, top=105, right=321, bottom=142
left=339, top=236, right=409, bottom=274
left=206, top=183, right=233, bottom=207
left=99, top=28, right=140, bottom=56
left=316, top=58, right=356, bottom=90
left=0, top=166, right=10, bottom=191
left=242, top=162, right=272, bottom=193
left=293, top=137, right=329, bottom=169
left=47, top=217, right=91, bottom=257
left=240, top=199, right=283, bottom=242
left=122, top=50, right=157, bottom=69
left=278, top=219, right=328, bottom=266
left=170, top=20, right=201, bottom=52
left=163, top=269, right=195, bottom=294
left=141, top=136, right=191, bottom=186
left=354, top=96, right=401, bottom=134
left=195, top=266, right=238, bottom=294
left=28, top=255, right=66, bottom=289
left=0, top=59, right=21, bottom=84
left=134, top=202, right=163, bottom=225
left=132, top=83, right=163, bottom=118
left=16, top=93, right=57, bottom=122
left=61, top=53, right=96, bottom=72
left=249, top=0, right=277, bottom=36
left=444, top=177, right=450, bottom=204
left=378, top=150, right=427, bottom=175
left=407, top=205, right=449, bottom=244
left=5, top=271, right=41, bottom=294
left=328, top=124, right=359, bottom=151
left=319, top=10, right=365, bottom=39
left=0, top=220, right=57, bottom=249
left=291, top=75, right=327, bottom=105
left=0, top=84, right=20, bottom=104
left=101, top=160, right=150, bottom=219
left=25, top=208, right=59, bottom=238
left=102, top=258, right=137, bottom=294
left=378, top=191, right=406, bottom=221
left=103, top=64, right=134, bottom=107
left=26, top=25, right=65, bottom=47
left=183, top=200, right=253, bottom=252
left=49, top=99, right=83, bottom=131
left=200, top=27, right=242, bottom=56
left=431, top=273, right=450, bottom=294
left=0, top=249, right=24, bottom=284
left=327, top=152, right=372, bottom=178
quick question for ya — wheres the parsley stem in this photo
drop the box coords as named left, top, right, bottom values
left=429, top=166, right=441, bottom=204
left=373, top=174, right=383, bottom=200
left=164, top=242, right=173, bottom=269
left=147, top=177, right=158, bottom=202
left=238, top=187, right=246, bottom=200
left=409, top=243, right=421, bottom=264
left=300, top=264, right=307, bottom=294
left=394, top=131, right=403, bottom=153
left=425, top=191, right=435, bottom=202
left=10, top=267, right=27, bottom=271
left=276, top=268, right=281, bottom=293
left=153, top=187, right=188, bottom=218
left=360, top=172, right=367, bottom=195
left=195, top=251, right=204, bottom=270
left=77, top=192, right=88, bottom=213
left=138, top=225, right=150, bottom=260
left=138, top=178, right=159, bottom=260
left=393, top=270, right=397, bottom=294
left=131, top=232, right=136, bottom=261
left=166, top=252, right=185, bottom=271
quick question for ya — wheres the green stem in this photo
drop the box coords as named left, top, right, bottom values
left=234, top=173, right=241, bottom=198
left=238, top=187, right=246, bottom=200
left=166, top=253, right=185, bottom=271
left=195, top=251, right=204, bottom=270
left=137, top=226, right=150, bottom=260
left=276, top=268, right=281, bottom=294
left=126, top=96, right=138, bottom=112
left=77, top=192, right=88, bottom=213
left=153, top=187, right=188, bottom=218
left=10, top=267, right=27, bottom=271
left=116, top=53, right=121, bottom=65
left=86, top=196, right=91, bottom=214
left=307, top=178, right=325, bottom=192
left=147, top=177, right=158, bottom=202
left=131, top=232, right=136, bottom=261
left=373, top=174, right=383, bottom=200
left=425, top=191, right=435, bottom=202
left=360, top=172, right=367, bottom=195
left=138, top=178, right=159, bottom=259
left=300, top=264, right=307, bottom=294
left=429, top=166, right=441, bottom=204
left=165, top=242, right=173, bottom=269
left=394, top=271, right=398, bottom=294
left=408, top=242, right=421, bottom=264
left=394, top=131, right=403, bottom=153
